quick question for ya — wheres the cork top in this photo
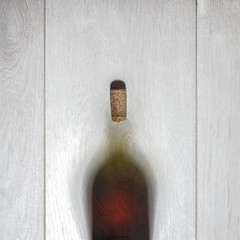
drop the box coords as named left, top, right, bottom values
left=110, top=80, right=126, bottom=122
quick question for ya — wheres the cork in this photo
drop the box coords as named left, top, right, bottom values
left=110, top=85, right=126, bottom=122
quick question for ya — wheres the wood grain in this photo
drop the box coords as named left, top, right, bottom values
left=198, top=0, right=240, bottom=239
left=0, top=0, right=44, bottom=239
left=46, top=0, right=196, bottom=239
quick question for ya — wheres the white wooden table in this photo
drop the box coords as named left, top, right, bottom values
left=0, top=0, right=239, bottom=239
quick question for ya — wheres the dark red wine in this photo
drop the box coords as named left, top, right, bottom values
left=91, top=137, right=150, bottom=240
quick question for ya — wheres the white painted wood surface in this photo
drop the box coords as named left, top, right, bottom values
left=198, top=1, right=240, bottom=239
left=0, top=0, right=44, bottom=240
left=46, top=0, right=196, bottom=239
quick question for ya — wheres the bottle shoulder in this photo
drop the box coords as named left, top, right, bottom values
left=92, top=151, right=148, bottom=188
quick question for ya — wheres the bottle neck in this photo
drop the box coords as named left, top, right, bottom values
left=106, top=120, right=132, bottom=160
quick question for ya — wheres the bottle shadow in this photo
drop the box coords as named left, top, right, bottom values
left=70, top=121, right=156, bottom=240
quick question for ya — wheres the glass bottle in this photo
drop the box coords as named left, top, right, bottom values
left=91, top=81, right=150, bottom=240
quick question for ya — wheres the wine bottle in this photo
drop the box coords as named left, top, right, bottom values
left=91, top=81, right=150, bottom=240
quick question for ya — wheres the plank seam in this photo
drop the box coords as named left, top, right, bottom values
left=195, top=0, right=198, bottom=240
left=44, top=0, right=46, bottom=239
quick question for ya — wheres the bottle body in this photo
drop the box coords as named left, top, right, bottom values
left=91, top=137, right=149, bottom=240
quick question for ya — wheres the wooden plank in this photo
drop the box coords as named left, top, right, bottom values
left=0, top=0, right=44, bottom=239
left=198, top=0, right=240, bottom=239
left=46, top=0, right=196, bottom=239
